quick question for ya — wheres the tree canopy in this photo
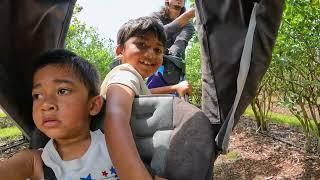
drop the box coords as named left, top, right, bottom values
left=65, top=6, right=115, bottom=79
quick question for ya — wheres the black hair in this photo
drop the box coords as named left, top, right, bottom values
left=117, top=16, right=166, bottom=47
left=160, top=1, right=186, bottom=20
left=32, top=49, right=100, bottom=97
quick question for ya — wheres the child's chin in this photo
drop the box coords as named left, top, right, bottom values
left=42, top=130, right=65, bottom=140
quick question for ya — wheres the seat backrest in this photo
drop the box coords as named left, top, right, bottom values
left=91, top=95, right=174, bottom=176
left=91, top=95, right=214, bottom=179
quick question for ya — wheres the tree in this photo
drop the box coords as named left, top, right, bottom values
left=186, top=38, right=201, bottom=106
left=256, top=0, right=320, bottom=151
left=65, top=5, right=115, bottom=79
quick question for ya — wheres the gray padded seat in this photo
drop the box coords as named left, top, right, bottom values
left=91, top=95, right=214, bottom=179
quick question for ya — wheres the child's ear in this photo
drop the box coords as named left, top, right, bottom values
left=115, top=45, right=124, bottom=57
left=89, top=95, right=103, bottom=116
left=115, top=45, right=124, bottom=63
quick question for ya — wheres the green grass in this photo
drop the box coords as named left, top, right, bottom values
left=0, top=109, right=6, bottom=118
left=244, top=108, right=302, bottom=128
left=0, top=109, right=22, bottom=140
left=226, top=150, right=241, bottom=161
left=244, top=107, right=319, bottom=135
left=0, top=126, right=22, bottom=138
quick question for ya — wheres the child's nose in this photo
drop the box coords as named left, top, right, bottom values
left=41, top=97, right=58, bottom=111
left=145, top=48, right=156, bottom=59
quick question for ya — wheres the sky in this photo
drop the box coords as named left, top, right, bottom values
left=77, top=0, right=164, bottom=42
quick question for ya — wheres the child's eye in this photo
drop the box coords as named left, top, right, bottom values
left=155, top=48, right=164, bottom=54
left=136, top=42, right=146, bottom=49
left=32, top=93, right=42, bottom=101
left=57, top=88, right=71, bottom=96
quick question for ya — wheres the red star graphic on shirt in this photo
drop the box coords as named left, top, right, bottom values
left=102, top=170, right=108, bottom=177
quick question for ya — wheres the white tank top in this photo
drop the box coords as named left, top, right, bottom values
left=41, top=130, right=119, bottom=180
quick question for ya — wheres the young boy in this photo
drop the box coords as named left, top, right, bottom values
left=0, top=49, right=118, bottom=179
left=100, top=16, right=182, bottom=180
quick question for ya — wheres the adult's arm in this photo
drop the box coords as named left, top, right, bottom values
left=174, top=8, right=195, bottom=28
left=104, top=84, right=152, bottom=180
left=0, top=149, right=43, bottom=179
left=168, top=22, right=195, bottom=57
left=152, top=8, right=195, bottom=38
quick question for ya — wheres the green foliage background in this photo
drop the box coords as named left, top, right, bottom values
left=185, top=38, right=202, bottom=106
left=65, top=6, right=115, bottom=79
left=252, top=0, right=320, bottom=151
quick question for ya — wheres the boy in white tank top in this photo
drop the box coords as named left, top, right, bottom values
left=0, top=49, right=118, bottom=179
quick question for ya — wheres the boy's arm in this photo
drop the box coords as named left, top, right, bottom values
left=150, top=80, right=192, bottom=97
left=0, top=149, right=43, bottom=179
left=104, top=84, right=152, bottom=180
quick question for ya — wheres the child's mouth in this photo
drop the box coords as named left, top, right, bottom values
left=172, top=5, right=182, bottom=10
left=43, top=119, right=60, bottom=127
left=139, top=60, right=155, bottom=66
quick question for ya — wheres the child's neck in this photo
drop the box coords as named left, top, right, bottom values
left=53, top=131, right=91, bottom=161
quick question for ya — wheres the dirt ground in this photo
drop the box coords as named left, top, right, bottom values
left=214, top=117, right=320, bottom=179
left=1, top=116, right=320, bottom=179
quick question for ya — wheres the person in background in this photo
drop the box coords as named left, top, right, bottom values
left=148, top=0, right=194, bottom=96
left=151, top=0, right=195, bottom=59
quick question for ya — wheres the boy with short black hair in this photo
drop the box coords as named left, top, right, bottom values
left=0, top=49, right=118, bottom=179
left=102, top=17, right=192, bottom=98
left=101, top=16, right=177, bottom=180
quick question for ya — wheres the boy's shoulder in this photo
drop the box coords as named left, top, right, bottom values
left=104, top=63, right=142, bottom=83
left=112, top=63, right=139, bottom=75
left=100, top=63, right=150, bottom=96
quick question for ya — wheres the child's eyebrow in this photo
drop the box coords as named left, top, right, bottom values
left=52, top=79, right=75, bottom=85
left=156, top=42, right=164, bottom=47
left=135, top=36, right=163, bottom=47
left=32, top=79, right=75, bottom=89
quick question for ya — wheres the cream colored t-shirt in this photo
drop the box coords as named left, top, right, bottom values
left=100, top=63, right=151, bottom=97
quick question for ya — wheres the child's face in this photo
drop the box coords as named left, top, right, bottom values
left=168, top=0, right=184, bottom=8
left=32, top=65, right=97, bottom=140
left=117, top=31, right=164, bottom=79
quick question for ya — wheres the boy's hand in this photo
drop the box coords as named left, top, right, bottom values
left=174, top=81, right=192, bottom=98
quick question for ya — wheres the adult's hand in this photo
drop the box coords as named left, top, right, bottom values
left=175, top=7, right=195, bottom=28
left=184, top=7, right=195, bottom=20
